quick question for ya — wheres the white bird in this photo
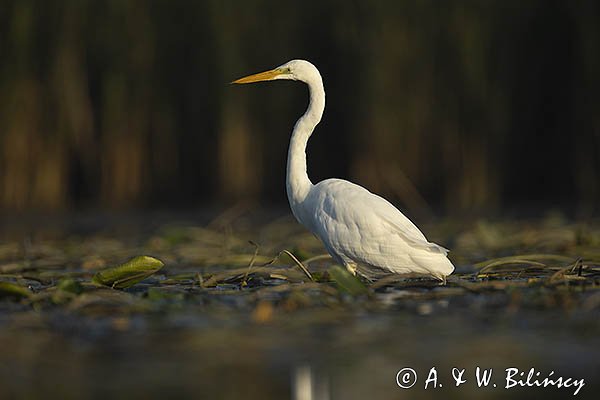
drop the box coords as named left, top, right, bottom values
left=233, top=60, right=454, bottom=282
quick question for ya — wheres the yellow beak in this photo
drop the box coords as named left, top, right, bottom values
left=231, top=68, right=284, bottom=84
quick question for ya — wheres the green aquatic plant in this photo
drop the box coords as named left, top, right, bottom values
left=92, top=256, right=165, bottom=289
left=328, top=265, right=368, bottom=296
left=0, top=281, right=31, bottom=299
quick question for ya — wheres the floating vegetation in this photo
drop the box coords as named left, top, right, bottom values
left=0, top=214, right=596, bottom=316
left=92, top=256, right=165, bottom=289
left=0, top=281, right=31, bottom=299
left=327, top=266, right=368, bottom=296
left=0, top=214, right=599, bottom=398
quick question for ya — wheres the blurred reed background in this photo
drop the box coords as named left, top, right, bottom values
left=0, top=0, right=598, bottom=215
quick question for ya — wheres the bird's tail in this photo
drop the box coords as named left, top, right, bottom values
left=409, top=252, right=455, bottom=281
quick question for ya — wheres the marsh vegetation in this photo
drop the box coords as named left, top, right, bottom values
left=0, top=211, right=598, bottom=398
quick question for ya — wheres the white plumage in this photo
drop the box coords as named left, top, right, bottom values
left=233, top=59, right=454, bottom=281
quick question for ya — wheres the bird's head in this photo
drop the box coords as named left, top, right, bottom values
left=232, top=59, right=319, bottom=84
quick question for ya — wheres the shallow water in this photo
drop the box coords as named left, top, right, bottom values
left=0, top=211, right=598, bottom=399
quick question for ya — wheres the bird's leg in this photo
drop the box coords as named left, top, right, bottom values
left=344, top=262, right=358, bottom=276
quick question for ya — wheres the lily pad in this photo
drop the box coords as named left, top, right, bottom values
left=92, top=256, right=164, bottom=289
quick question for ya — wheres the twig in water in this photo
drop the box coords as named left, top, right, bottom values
left=258, top=249, right=314, bottom=282
left=280, top=250, right=314, bottom=281
left=242, top=241, right=260, bottom=286
left=570, top=258, right=583, bottom=273
left=548, top=258, right=582, bottom=283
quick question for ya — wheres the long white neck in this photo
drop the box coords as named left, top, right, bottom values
left=286, top=72, right=325, bottom=213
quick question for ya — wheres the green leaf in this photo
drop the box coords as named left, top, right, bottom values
left=328, top=265, right=368, bottom=296
left=92, top=256, right=164, bottom=289
left=57, top=278, right=83, bottom=294
left=50, top=278, right=84, bottom=304
left=0, top=281, right=32, bottom=299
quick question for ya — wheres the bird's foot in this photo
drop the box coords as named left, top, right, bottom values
left=345, top=263, right=358, bottom=276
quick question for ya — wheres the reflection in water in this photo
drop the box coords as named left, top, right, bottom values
left=293, top=364, right=330, bottom=400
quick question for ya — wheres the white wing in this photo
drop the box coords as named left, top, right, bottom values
left=302, top=178, right=453, bottom=278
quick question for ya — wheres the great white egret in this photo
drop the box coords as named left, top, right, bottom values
left=233, top=60, right=454, bottom=281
